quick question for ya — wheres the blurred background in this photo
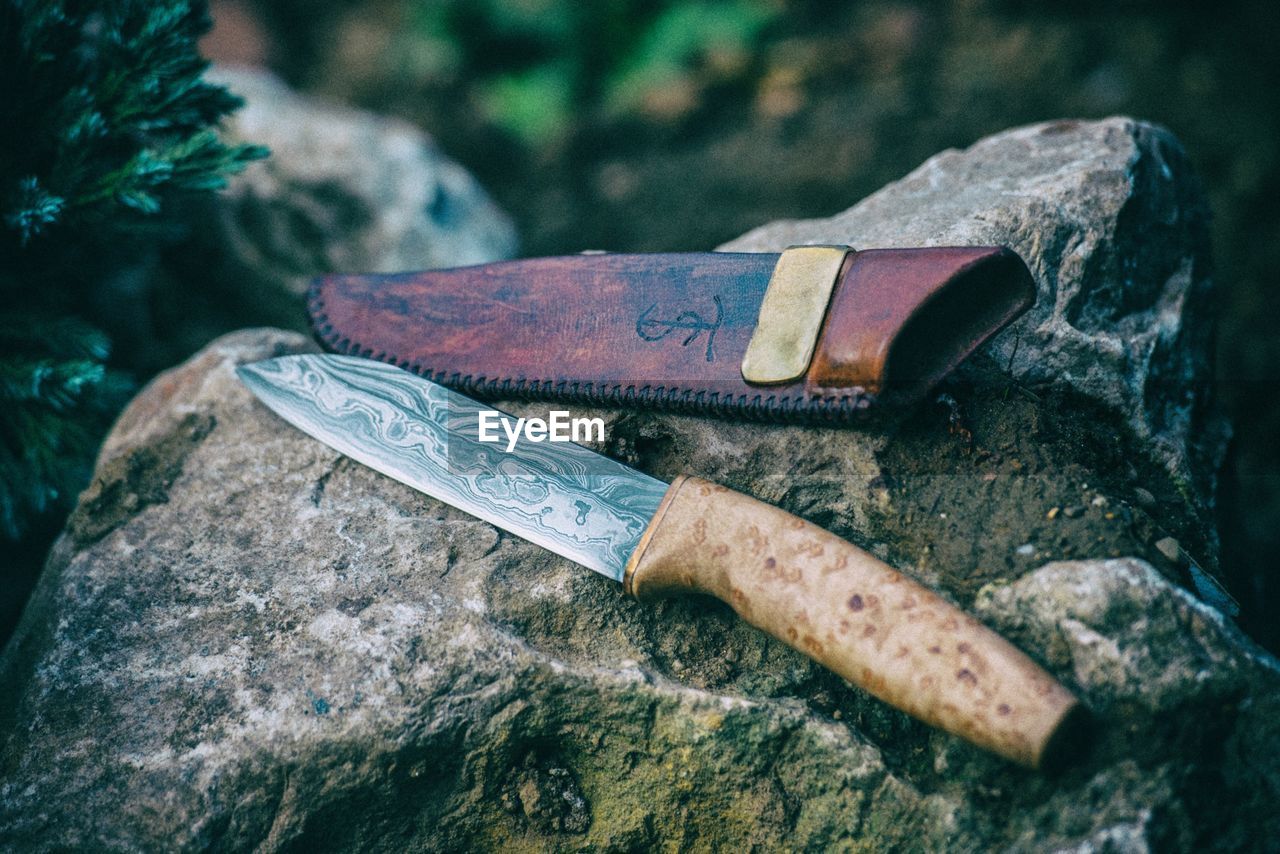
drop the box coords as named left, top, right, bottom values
left=4, top=0, right=1278, bottom=650
left=210, top=0, right=1280, bottom=652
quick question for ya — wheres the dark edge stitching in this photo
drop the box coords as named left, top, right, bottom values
left=306, top=277, right=877, bottom=423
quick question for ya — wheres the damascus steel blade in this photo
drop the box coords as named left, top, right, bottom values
left=237, top=355, right=668, bottom=581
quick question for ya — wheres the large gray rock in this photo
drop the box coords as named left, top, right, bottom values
left=3, top=119, right=1266, bottom=850
left=727, top=117, right=1228, bottom=508
left=84, top=66, right=518, bottom=379
left=172, top=66, right=518, bottom=335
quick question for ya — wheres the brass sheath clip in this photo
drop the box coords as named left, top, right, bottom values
left=740, top=245, right=851, bottom=385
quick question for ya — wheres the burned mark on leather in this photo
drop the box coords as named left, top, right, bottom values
left=635, top=294, right=723, bottom=362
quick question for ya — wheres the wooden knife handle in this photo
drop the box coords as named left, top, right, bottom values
left=623, top=475, right=1083, bottom=769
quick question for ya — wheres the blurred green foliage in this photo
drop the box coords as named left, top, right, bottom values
left=408, top=0, right=781, bottom=144
left=0, top=0, right=265, bottom=540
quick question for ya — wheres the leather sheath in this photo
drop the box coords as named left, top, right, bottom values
left=307, top=246, right=1035, bottom=421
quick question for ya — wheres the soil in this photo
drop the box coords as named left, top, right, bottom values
left=872, top=357, right=1216, bottom=607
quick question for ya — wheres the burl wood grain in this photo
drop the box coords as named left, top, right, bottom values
left=624, top=476, right=1082, bottom=770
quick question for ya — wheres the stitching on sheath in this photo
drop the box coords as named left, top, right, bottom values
left=307, top=278, right=876, bottom=422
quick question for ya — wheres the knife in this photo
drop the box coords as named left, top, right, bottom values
left=238, top=354, right=1083, bottom=770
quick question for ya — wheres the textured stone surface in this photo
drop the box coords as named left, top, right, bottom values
left=972, top=559, right=1280, bottom=852
left=3, top=119, right=1269, bottom=850
left=179, top=66, right=517, bottom=332
left=726, top=117, right=1228, bottom=506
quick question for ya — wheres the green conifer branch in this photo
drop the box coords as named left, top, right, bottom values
left=0, top=0, right=268, bottom=541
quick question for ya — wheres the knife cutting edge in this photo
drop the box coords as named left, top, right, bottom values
left=238, top=354, right=1085, bottom=770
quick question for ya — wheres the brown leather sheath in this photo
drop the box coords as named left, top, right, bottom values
left=307, top=246, right=1035, bottom=421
